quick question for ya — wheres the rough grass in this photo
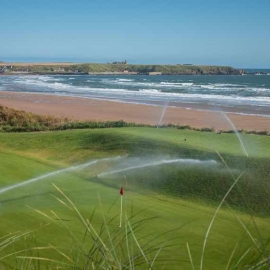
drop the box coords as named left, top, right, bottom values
left=1, top=105, right=268, bottom=136
left=0, top=105, right=148, bottom=132
left=0, top=105, right=69, bottom=132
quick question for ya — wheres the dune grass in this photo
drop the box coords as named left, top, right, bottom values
left=0, top=127, right=269, bottom=269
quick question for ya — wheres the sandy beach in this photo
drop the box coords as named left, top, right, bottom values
left=0, top=91, right=269, bottom=131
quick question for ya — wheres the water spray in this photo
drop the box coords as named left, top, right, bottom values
left=157, top=100, right=169, bottom=128
left=221, top=112, right=249, bottom=157
left=98, top=158, right=217, bottom=177
left=0, top=156, right=122, bottom=195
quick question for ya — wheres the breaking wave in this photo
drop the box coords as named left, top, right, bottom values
left=1, top=74, right=270, bottom=113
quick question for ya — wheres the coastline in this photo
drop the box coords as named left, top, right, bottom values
left=0, top=91, right=269, bottom=132
left=0, top=62, right=242, bottom=75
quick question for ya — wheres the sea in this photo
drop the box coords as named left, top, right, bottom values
left=0, top=71, right=270, bottom=117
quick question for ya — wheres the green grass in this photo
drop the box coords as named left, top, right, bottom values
left=1, top=128, right=270, bottom=161
left=0, top=127, right=269, bottom=269
left=9, top=63, right=240, bottom=75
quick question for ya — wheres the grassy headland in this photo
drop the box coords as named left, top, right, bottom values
left=0, top=62, right=242, bottom=75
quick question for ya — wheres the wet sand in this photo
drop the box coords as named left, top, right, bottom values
left=0, top=91, right=269, bottom=131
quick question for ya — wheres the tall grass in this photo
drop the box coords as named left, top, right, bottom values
left=12, top=184, right=181, bottom=269
left=0, top=224, right=51, bottom=269
left=197, top=152, right=270, bottom=270
left=2, top=176, right=269, bottom=269
left=1, top=105, right=269, bottom=135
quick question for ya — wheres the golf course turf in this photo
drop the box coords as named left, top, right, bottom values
left=0, top=128, right=269, bottom=269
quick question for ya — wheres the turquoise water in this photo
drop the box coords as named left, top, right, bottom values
left=1, top=74, right=270, bottom=116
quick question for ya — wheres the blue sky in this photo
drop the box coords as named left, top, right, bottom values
left=0, top=0, right=270, bottom=68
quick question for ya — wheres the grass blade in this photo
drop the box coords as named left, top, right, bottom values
left=225, top=242, right=238, bottom=270
left=186, top=242, right=195, bottom=270
left=200, top=171, right=244, bottom=270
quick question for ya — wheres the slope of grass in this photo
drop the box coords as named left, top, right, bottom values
left=0, top=128, right=269, bottom=213
left=0, top=128, right=269, bottom=269
left=0, top=150, right=269, bottom=269
left=0, top=127, right=270, bottom=159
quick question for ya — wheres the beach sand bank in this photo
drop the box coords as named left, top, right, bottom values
left=0, top=91, right=269, bottom=131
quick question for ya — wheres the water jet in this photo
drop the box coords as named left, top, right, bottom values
left=221, top=112, right=249, bottom=157
left=0, top=156, right=122, bottom=195
left=98, top=158, right=218, bottom=177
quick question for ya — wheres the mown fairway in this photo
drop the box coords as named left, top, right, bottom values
left=0, top=128, right=269, bottom=269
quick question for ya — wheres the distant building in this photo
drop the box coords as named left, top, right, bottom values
left=110, top=60, right=127, bottom=65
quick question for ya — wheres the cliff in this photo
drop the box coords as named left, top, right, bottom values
left=0, top=62, right=242, bottom=75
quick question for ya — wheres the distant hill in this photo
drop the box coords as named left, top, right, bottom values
left=0, top=62, right=242, bottom=75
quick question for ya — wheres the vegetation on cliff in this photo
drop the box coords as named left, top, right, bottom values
left=0, top=63, right=241, bottom=75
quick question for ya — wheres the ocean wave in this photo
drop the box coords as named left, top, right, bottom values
left=9, top=76, right=270, bottom=100
left=35, top=76, right=52, bottom=81
left=35, top=76, right=64, bottom=82
left=101, top=80, right=268, bottom=93
left=202, top=84, right=243, bottom=89
left=160, top=82, right=193, bottom=86
left=139, top=89, right=161, bottom=93
left=198, top=84, right=270, bottom=93
left=39, top=87, right=270, bottom=104
left=105, top=80, right=194, bottom=88
left=116, top=78, right=134, bottom=82
left=14, top=76, right=63, bottom=85
left=250, top=87, right=270, bottom=93
left=2, top=75, right=270, bottom=108
left=109, top=81, right=156, bottom=87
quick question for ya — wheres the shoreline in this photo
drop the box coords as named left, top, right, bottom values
left=1, top=88, right=270, bottom=119
left=0, top=91, right=269, bottom=132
